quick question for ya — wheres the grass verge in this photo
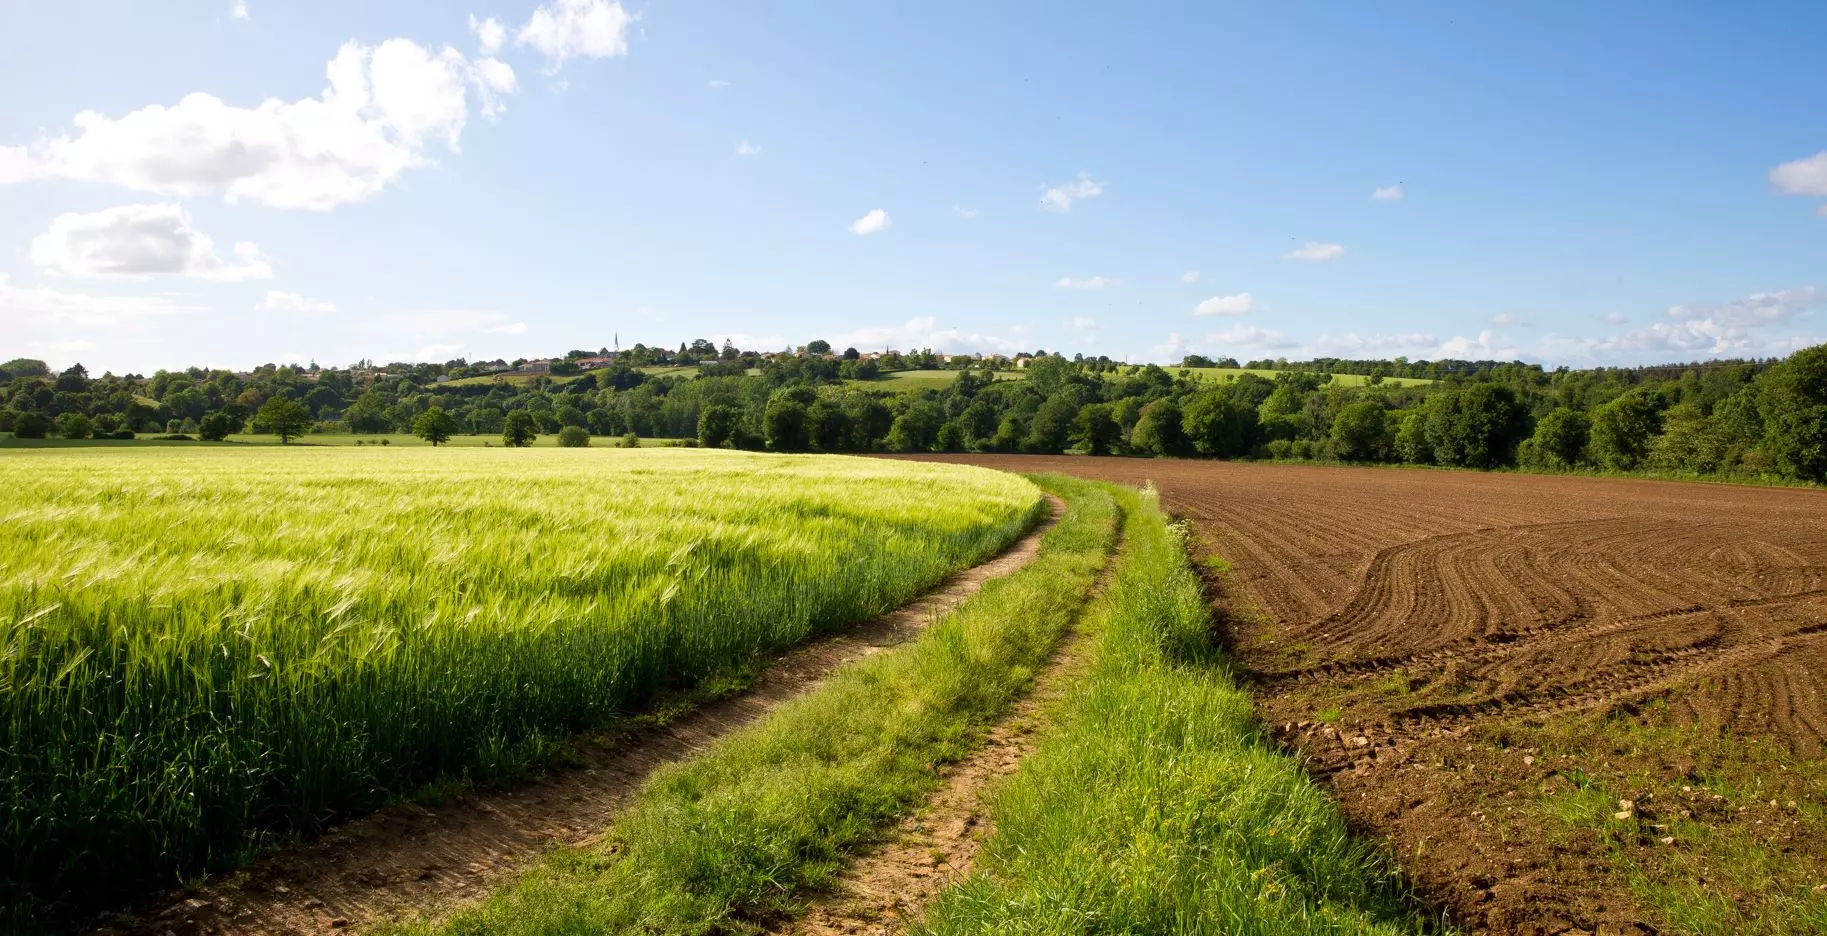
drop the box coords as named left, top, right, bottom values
left=400, top=475, right=1118, bottom=935
left=916, top=483, right=1437, bottom=935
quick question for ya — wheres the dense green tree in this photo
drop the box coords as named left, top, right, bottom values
left=502, top=410, right=539, bottom=447
left=1520, top=408, right=1590, bottom=470
left=412, top=406, right=458, bottom=446
left=764, top=398, right=809, bottom=451
left=1329, top=401, right=1389, bottom=461
left=1072, top=403, right=1121, bottom=455
left=1589, top=388, right=1663, bottom=471
left=12, top=411, right=50, bottom=439
left=255, top=397, right=313, bottom=444
left=557, top=425, right=591, bottom=447
left=1130, top=399, right=1185, bottom=456
left=805, top=339, right=832, bottom=355
left=1182, top=392, right=1253, bottom=458
left=806, top=399, right=851, bottom=451
left=697, top=404, right=739, bottom=448
left=1756, top=344, right=1827, bottom=481
left=54, top=412, right=93, bottom=440
left=198, top=411, right=242, bottom=442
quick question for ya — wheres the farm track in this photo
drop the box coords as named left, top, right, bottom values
left=775, top=521, right=1119, bottom=936
left=101, top=497, right=1064, bottom=936
left=889, top=455, right=1827, bottom=933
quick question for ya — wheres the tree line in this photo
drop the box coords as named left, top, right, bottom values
left=2, top=342, right=1823, bottom=484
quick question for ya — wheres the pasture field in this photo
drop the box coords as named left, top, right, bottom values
left=901, top=454, right=1827, bottom=934
left=1168, top=365, right=1435, bottom=387
left=0, top=433, right=688, bottom=449
left=0, top=447, right=1041, bottom=920
left=844, top=369, right=1026, bottom=392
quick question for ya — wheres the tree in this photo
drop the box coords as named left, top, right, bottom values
left=1756, top=343, right=1827, bottom=482
left=1590, top=389, right=1663, bottom=471
left=557, top=425, right=591, bottom=447
left=697, top=404, right=740, bottom=448
left=198, top=411, right=243, bottom=442
left=1181, top=392, right=1253, bottom=458
left=255, top=397, right=313, bottom=444
left=1072, top=403, right=1121, bottom=455
left=764, top=398, right=809, bottom=451
left=54, top=412, right=93, bottom=440
left=1329, top=400, right=1389, bottom=461
left=805, top=339, right=832, bottom=356
left=502, top=411, right=539, bottom=447
left=935, top=420, right=968, bottom=451
left=12, top=412, right=50, bottom=439
left=806, top=399, right=851, bottom=451
left=412, top=406, right=458, bottom=446
left=1130, top=399, right=1185, bottom=456
left=1522, top=408, right=1590, bottom=470
left=1423, top=385, right=1528, bottom=469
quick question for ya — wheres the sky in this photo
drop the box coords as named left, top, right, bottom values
left=2, top=0, right=1825, bottom=375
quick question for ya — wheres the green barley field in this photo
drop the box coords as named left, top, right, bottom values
left=0, top=447, right=1041, bottom=917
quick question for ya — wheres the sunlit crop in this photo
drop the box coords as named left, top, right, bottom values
left=0, top=446, right=1039, bottom=914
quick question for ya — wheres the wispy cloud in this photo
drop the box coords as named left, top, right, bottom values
left=1179, top=270, right=1199, bottom=284
left=735, top=139, right=760, bottom=156
left=1282, top=242, right=1345, bottom=262
left=1055, top=275, right=1116, bottom=290
left=1371, top=183, right=1404, bottom=201
left=1193, top=293, right=1253, bottom=317
left=1039, top=172, right=1104, bottom=213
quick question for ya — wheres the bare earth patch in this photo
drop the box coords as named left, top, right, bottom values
left=99, top=498, right=1062, bottom=936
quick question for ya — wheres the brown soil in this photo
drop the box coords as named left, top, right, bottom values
left=98, top=498, right=1063, bottom=936
left=889, top=456, right=1827, bottom=934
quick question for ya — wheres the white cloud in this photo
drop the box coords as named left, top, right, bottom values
left=735, top=139, right=760, bottom=156
left=1490, top=313, right=1516, bottom=326
left=258, top=290, right=334, bottom=313
left=848, top=208, right=890, bottom=236
left=1055, top=275, right=1116, bottom=290
left=1154, top=332, right=1188, bottom=360
left=517, top=0, right=632, bottom=71
left=1062, top=316, right=1097, bottom=331
left=1193, top=292, right=1253, bottom=317
left=837, top=316, right=1017, bottom=354
left=952, top=205, right=979, bottom=220
left=708, top=79, right=730, bottom=89
left=1371, top=184, right=1404, bottom=201
left=0, top=274, right=202, bottom=327
left=1039, top=172, right=1103, bottom=213
left=1309, top=332, right=1441, bottom=356
left=0, top=38, right=516, bottom=209
left=1666, top=286, right=1819, bottom=328
left=1282, top=242, right=1345, bottom=262
left=1179, top=270, right=1199, bottom=284
left=30, top=203, right=271, bottom=281
left=1770, top=152, right=1827, bottom=195
left=1202, top=324, right=1298, bottom=350
left=230, top=0, right=249, bottom=20
left=469, top=15, right=506, bottom=56
left=1435, top=330, right=1518, bottom=359
left=1605, top=312, right=1628, bottom=326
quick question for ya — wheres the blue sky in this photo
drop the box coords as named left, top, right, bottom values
left=2, top=0, right=1824, bottom=374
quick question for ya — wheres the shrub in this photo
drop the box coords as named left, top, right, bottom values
left=1590, top=389, right=1663, bottom=471
left=618, top=432, right=640, bottom=448
left=55, top=413, right=94, bottom=440
left=109, top=430, right=136, bottom=441
left=558, top=426, right=591, bottom=447
left=1522, top=408, right=1590, bottom=470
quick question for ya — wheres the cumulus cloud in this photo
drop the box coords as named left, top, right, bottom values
left=735, top=139, right=760, bottom=156
left=1770, top=151, right=1827, bottom=214
left=1665, top=286, right=1819, bottom=328
left=0, top=39, right=518, bottom=209
left=1179, top=270, right=1199, bottom=284
left=1055, top=275, right=1116, bottom=290
left=837, top=316, right=1017, bottom=354
left=258, top=290, right=334, bottom=313
left=1309, top=332, right=1442, bottom=356
left=1435, top=330, right=1519, bottom=359
left=1490, top=313, right=1516, bottom=326
left=0, top=274, right=202, bottom=327
left=1202, top=323, right=1298, bottom=350
left=1371, top=184, right=1404, bottom=200
left=469, top=15, right=506, bottom=56
left=1039, top=172, right=1103, bottom=213
left=1282, top=242, right=1345, bottom=262
left=1063, top=316, right=1097, bottom=331
left=30, top=203, right=271, bottom=281
left=230, top=0, right=249, bottom=20
left=517, top=0, right=632, bottom=71
left=1193, top=293, right=1253, bottom=317
left=848, top=208, right=890, bottom=236
left=1605, top=312, right=1628, bottom=326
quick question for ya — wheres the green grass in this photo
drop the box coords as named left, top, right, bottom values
left=1169, top=366, right=1435, bottom=387
left=916, top=487, right=1434, bottom=935
left=399, top=476, right=1118, bottom=936
left=0, top=433, right=688, bottom=449
left=846, top=369, right=1027, bottom=392
left=0, top=447, right=1041, bottom=920
left=438, top=373, right=594, bottom=387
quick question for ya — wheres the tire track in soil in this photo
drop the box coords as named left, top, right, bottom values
left=770, top=523, right=1118, bottom=936
left=879, top=455, right=1827, bottom=933
left=99, top=497, right=1065, bottom=936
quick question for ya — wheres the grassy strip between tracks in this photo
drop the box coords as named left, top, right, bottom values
left=915, top=483, right=1438, bottom=935
left=401, top=475, right=1118, bottom=936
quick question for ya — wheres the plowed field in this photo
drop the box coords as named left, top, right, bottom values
left=887, top=455, right=1827, bottom=934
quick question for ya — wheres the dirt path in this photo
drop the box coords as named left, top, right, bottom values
left=101, top=498, right=1064, bottom=936
left=776, top=526, right=1119, bottom=936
